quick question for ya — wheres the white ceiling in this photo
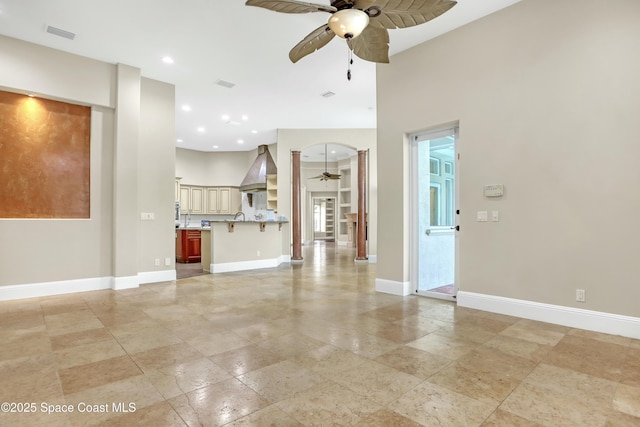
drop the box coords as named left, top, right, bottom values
left=0, top=0, right=521, bottom=161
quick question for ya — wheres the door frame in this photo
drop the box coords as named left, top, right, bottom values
left=409, top=125, right=460, bottom=301
left=311, top=196, right=336, bottom=241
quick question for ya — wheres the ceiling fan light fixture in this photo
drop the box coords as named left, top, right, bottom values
left=328, top=9, right=369, bottom=39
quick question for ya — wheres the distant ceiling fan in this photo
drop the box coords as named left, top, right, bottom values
left=245, top=0, right=457, bottom=64
left=311, top=145, right=341, bottom=181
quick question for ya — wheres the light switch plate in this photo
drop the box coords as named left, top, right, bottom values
left=477, top=211, right=488, bottom=222
left=491, top=211, right=499, bottom=221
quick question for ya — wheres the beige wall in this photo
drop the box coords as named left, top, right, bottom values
left=138, top=78, right=176, bottom=273
left=0, top=36, right=175, bottom=291
left=377, top=0, right=640, bottom=317
left=175, top=148, right=253, bottom=186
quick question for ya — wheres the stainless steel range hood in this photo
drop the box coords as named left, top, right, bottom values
left=239, top=144, right=277, bottom=192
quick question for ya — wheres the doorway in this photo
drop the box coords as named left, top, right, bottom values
left=411, top=126, right=459, bottom=301
left=312, top=197, right=336, bottom=241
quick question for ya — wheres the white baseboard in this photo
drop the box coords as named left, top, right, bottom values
left=138, top=269, right=176, bottom=284
left=0, top=270, right=184, bottom=301
left=457, top=291, right=640, bottom=340
left=367, top=255, right=377, bottom=263
left=112, top=275, right=139, bottom=290
left=0, top=276, right=113, bottom=301
left=375, top=278, right=412, bottom=296
left=279, top=254, right=291, bottom=264
left=210, top=257, right=284, bottom=273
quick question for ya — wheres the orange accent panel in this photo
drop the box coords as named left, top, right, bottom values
left=0, top=91, right=91, bottom=218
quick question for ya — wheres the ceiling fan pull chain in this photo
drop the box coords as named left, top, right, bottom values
left=347, top=47, right=353, bottom=81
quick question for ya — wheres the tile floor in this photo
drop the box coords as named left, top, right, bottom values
left=1, top=242, right=639, bottom=426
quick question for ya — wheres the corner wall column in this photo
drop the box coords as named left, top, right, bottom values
left=113, top=63, right=141, bottom=289
left=356, top=149, right=368, bottom=261
left=292, top=150, right=303, bottom=262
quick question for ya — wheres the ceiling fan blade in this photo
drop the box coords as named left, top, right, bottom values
left=289, top=24, right=336, bottom=63
left=327, top=174, right=341, bottom=179
left=366, top=0, right=457, bottom=30
left=352, top=0, right=376, bottom=9
left=246, top=0, right=337, bottom=14
left=347, top=26, right=390, bottom=63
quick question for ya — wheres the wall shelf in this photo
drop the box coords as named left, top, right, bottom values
left=266, top=174, right=277, bottom=211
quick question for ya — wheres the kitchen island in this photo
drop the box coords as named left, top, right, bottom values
left=200, top=220, right=289, bottom=273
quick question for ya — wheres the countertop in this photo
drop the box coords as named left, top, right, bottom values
left=176, top=220, right=288, bottom=230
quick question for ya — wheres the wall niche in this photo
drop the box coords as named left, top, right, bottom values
left=0, top=90, right=91, bottom=218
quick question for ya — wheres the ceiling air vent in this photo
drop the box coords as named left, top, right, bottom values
left=215, top=79, right=236, bottom=89
left=321, top=91, right=335, bottom=98
left=46, top=25, right=76, bottom=40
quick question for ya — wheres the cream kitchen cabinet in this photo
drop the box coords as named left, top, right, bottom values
left=179, top=186, right=190, bottom=214
left=179, top=185, right=205, bottom=214
left=190, top=187, right=205, bottom=214
left=206, top=187, right=241, bottom=215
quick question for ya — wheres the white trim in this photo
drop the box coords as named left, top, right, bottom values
left=210, top=257, right=284, bottom=273
left=138, top=269, right=176, bottom=284
left=279, top=254, right=291, bottom=264
left=375, top=278, right=412, bottom=296
left=112, top=275, right=139, bottom=290
left=409, top=125, right=460, bottom=300
left=457, top=291, right=640, bottom=340
left=367, top=255, right=377, bottom=263
left=0, top=269, right=177, bottom=302
left=0, top=277, right=111, bottom=301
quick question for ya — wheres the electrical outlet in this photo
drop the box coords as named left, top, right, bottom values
left=165, top=257, right=171, bottom=266
left=154, top=258, right=160, bottom=266
left=576, top=289, right=585, bottom=302
left=257, top=250, right=261, bottom=257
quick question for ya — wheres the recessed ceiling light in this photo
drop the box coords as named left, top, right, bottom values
left=181, top=105, right=191, bottom=112
left=162, top=56, right=174, bottom=64
left=221, top=114, right=230, bottom=121
left=177, top=139, right=183, bottom=143
left=212, top=145, right=219, bottom=149
left=251, top=130, right=258, bottom=134
left=197, top=127, right=205, bottom=133
left=27, top=93, right=35, bottom=97
left=237, top=139, right=244, bottom=144
left=241, top=115, right=248, bottom=121
left=331, top=150, right=336, bottom=154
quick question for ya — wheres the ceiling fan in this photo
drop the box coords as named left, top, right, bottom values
left=311, top=145, right=341, bottom=181
left=245, top=0, right=457, bottom=64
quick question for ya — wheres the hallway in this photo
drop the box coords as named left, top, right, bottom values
left=1, top=243, right=639, bottom=426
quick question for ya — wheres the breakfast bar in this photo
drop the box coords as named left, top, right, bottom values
left=201, top=220, right=289, bottom=273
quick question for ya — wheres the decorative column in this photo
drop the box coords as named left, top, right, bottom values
left=356, top=149, right=368, bottom=261
left=292, top=150, right=303, bottom=262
